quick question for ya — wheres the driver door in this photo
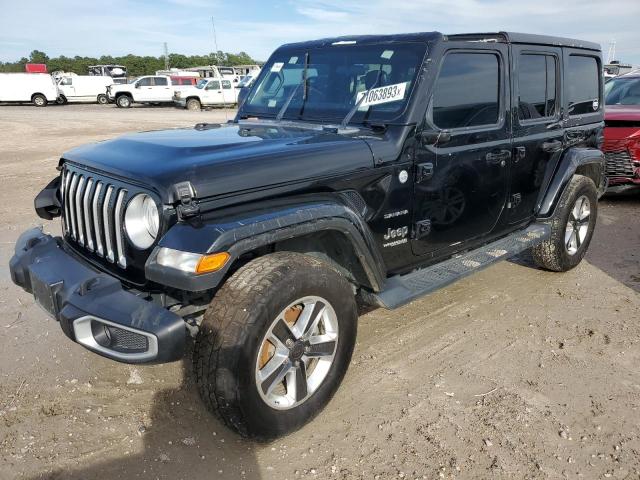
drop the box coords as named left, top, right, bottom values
left=203, top=80, right=224, bottom=104
left=411, top=44, right=511, bottom=257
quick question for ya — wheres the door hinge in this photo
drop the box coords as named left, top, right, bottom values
left=413, top=219, right=432, bottom=239
left=507, top=193, right=522, bottom=209
left=416, top=162, right=434, bottom=183
left=173, top=181, right=200, bottom=220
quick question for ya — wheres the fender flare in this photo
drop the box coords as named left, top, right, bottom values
left=145, top=200, right=387, bottom=293
left=536, top=147, right=606, bottom=218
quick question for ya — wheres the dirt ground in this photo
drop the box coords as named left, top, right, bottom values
left=0, top=104, right=639, bottom=480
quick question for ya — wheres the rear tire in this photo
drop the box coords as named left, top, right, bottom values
left=532, top=174, right=598, bottom=272
left=116, top=95, right=132, bottom=108
left=186, top=98, right=201, bottom=111
left=97, top=94, right=108, bottom=105
left=193, top=252, right=357, bottom=439
left=32, top=94, right=47, bottom=107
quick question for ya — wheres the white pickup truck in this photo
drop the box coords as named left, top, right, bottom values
left=173, top=78, right=238, bottom=110
left=108, top=75, right=174, bottom=108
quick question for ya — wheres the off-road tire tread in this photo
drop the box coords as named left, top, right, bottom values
left=193, top=252, right=348, bottom=438
left=532, top=174, right=597, bottom=271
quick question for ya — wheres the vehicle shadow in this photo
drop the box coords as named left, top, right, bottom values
left=29, top=356, right=262, bottom=480
left=587, top=193, right=640, bottom=292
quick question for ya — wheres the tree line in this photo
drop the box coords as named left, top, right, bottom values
left=0, top=50, right=261, bottom=76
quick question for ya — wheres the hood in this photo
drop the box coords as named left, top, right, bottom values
left=62, top=123, right=375, bottom=202
left=605, top=105, right=640, bottom=122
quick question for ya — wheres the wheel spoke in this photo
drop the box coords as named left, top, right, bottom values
left=575, top=229, right=582, bottom=248
left=272, top=318, right=296, bottom=345
left=292, top=361, right=308, bottom=402
left=306, top=334, right=337, bottom=357
left=566, top=231, right=576, bottom=252
left=294, top=301, right=325, bottom=339
left=260, top=355, right=291, bottom=396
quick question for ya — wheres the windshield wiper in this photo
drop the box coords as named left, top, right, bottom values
left=340, top=66, right=383, bottom=130
left=276, top=52, right=309, bottom=121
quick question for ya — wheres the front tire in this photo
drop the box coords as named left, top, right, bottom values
left=193, top=252, right=357, bottom=439
left=532, top=174, right=598, bottom=272
left=186, top=98, right=201, bottom=111
left=116, top=95, right=132, bottom=108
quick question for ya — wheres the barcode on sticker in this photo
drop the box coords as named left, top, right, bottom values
left=271, top=62, right=284, bottom=73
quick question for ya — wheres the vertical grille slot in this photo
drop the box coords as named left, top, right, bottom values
left=61, top=166, right=137, bottom=271
left=92, top=182, right=104, bottom=256
left=114, top=190, right=127, bottom=268
left=102, top=185, right=115, bottom=263
left=82, top=178, right=94, bottom=251
left=68, top=173, right=79, bottom=240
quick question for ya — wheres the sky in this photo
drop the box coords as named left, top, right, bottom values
left=1, top=0, right=639, bottom=65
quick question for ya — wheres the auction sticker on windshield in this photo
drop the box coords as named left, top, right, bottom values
left=357, top=82, right=408, bottom=108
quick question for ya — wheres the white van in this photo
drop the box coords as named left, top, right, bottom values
left=0, top=73, right=59, bottom=107
left=57, top=75, right=114, bottom=104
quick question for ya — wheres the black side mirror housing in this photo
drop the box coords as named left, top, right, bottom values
left=420, top=130, right=452, bottom=145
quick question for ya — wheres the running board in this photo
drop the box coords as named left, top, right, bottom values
left=371, top=223, right=551, bottom=309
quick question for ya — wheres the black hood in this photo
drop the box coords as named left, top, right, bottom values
left=63, top=123, right=375, bottom=202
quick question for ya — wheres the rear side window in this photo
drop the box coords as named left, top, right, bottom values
left=518, top=54, right=557, bottom=120
left=567, top=55, right=600, bottom=115
left=432, top=52, right=500, bottom=129
left=154, top=77, right=168, bottom=86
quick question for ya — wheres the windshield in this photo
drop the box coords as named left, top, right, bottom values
left=241, top=42, right=426, bottom=124
left=605, top=77, right=640, bottom=105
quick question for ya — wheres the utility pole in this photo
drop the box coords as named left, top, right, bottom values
left=607, top=40, right=616, bottom=64
left=163, top=42, right=169, bottom=70
left=211, top=16, right=220, bottom=65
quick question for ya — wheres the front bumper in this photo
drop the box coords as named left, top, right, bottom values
left=174, top=98, right=186, bottom=107
left=9, top=228, right=186, bottom=364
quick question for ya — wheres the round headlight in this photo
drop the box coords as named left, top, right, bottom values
left=124, top=194, right=159, bottom=249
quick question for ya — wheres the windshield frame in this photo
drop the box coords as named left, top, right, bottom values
left=238, top=41, right=428, bottom=125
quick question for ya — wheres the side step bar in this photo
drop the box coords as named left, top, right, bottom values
left=371, top=223, right=551, bottom=309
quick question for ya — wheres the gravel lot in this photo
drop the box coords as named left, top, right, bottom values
left=0, top=104, right=639, bottom=480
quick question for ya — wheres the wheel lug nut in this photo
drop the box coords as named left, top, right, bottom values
left=285, top=339, right=294, bottom=348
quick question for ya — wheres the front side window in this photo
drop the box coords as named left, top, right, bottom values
left=206, top=81, right=221, bottom=90
left=137, top=77, right=152, bottom=87
left=222, top=80, right=232, bottom=89
left=432, top=52, right=500, bottom=130
left=518, top=54, right=557, bottom=120
left=60, top=77, right=72, bottom=86
left=567, top=55, right=600, bottom=115
left=605, top=77, right=640, bottom=106
left=242, top=42, right=426, bottom=124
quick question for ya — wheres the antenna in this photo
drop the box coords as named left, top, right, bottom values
left=163, top=42, right=169, bottom=70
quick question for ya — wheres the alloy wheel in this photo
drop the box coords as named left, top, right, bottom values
left=255, top=296, right=339, bottom=410
left=565, top=195, right=591, bottom=255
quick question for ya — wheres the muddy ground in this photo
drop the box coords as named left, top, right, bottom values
left=0, top=104, right=639, bottom=480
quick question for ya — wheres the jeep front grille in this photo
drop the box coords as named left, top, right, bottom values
left=604, top=150, right=635, bottom=177
left=60, top=167, right=128, bottom=269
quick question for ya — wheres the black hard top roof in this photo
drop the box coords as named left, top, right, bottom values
left=278, top=31, right=600, bottom=52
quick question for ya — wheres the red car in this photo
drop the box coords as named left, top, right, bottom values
left=604, top=74, right=640, bottom=193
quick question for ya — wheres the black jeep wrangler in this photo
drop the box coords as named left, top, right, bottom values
left=10, top=31, right=606, bottom=438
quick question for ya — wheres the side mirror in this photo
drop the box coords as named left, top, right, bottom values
left=420, top=130, right=451, bottom=145
left=135, top=83, right=141, bottom=88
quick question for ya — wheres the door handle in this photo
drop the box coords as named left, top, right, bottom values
left=485, top=150, right=510, bottom=166
left=541, top=139, right=563, bottom=153
left=416, top=162, right=434, bottom=182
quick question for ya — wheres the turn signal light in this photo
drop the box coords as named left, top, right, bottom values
left=196, top=252, right=230, bottom=274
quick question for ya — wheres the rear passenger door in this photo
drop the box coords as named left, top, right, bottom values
left=152, top=77, right=173, bottom=102
left=412, top=44, right=511, bottom=257
left=508, top=46, right=563, bottom=223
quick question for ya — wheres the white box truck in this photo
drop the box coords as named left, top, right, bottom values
left=57, top=75, right=114, bottom=104
left=0, top=73, right=59, bottom=106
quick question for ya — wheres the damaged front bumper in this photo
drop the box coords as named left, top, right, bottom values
left=9, top=228, right=186, bottom=364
